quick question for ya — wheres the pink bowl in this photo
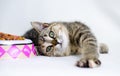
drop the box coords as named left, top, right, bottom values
left=0, top=39, right=37, bottom=60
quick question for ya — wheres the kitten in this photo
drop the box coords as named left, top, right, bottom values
left=23, top=21, right=108, bottom=68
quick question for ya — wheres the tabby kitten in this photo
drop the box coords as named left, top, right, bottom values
left=24, top=21, right=108, bottom=68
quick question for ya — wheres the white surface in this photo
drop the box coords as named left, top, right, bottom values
left=0, top=0, right=120, bottom=76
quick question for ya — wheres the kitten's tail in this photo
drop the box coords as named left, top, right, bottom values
left=99, top=43, right=109, bottom=54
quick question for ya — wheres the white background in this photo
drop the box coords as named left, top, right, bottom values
left=0, top=0, right=120, bottom=76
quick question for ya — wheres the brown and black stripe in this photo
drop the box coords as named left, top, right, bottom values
left=59, top=21, right=98, bottom=54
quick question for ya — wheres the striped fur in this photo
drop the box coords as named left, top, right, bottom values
left=23, top=21, right=108, bottom=68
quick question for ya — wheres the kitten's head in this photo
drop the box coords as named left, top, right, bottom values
left=31, top=22, right=69, bottom=56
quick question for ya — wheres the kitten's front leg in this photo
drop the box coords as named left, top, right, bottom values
left=76, top=44, right=101, bottom=68
left=76, top=34, right=101, bottom=68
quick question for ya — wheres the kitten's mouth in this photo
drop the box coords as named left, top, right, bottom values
left=57, top=39, right=63, bottom=48
left=58, top=42, right=62, bottom=48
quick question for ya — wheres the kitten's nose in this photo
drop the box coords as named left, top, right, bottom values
left=51, top=39, right=58, bottom=46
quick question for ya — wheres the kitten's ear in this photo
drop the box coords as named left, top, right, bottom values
left=31, top=22, right=49, bottom=33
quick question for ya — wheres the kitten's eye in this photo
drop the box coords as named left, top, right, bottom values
left=49, top=31, right=55, bottom=38
left=46, top=46, right=52, bottom=52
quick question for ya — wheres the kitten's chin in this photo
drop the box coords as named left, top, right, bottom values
left=59, top=42, right=63, bottom=48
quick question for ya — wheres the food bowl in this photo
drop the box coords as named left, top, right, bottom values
left=0, top=39, right=37, bottom=60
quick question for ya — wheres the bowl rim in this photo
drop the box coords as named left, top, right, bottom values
left=0, top=39, right=32, bottom=45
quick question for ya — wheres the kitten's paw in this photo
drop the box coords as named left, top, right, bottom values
left=76, top=58, right=101, bottom=68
